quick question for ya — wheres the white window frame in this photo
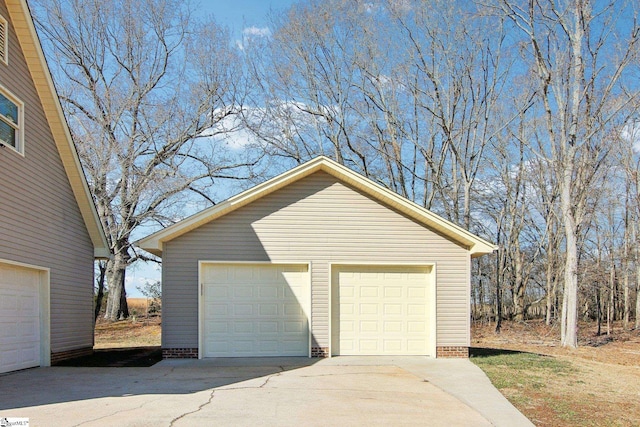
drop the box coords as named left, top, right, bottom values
left=0, top=14, right=7, bottom=66
left=0, top=85, right=24, bottom=155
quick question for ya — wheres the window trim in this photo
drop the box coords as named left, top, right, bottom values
left=0, top=14, right=7, bottom=66
left=0, top=85, right=24, bottom=156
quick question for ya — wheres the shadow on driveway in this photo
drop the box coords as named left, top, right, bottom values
left=0, top=357, right=318, bottom=410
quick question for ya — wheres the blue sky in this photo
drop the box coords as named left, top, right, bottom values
left=197, top=0, right=297, bottom=33
left=127, top=0, right=299, bottom=298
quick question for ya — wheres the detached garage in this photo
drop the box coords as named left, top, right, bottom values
left=137, top=156, right=496, bottom=359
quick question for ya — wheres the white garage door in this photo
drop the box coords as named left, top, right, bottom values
left=201, top=263, right=310, bottom=357
left=0, top=263, right=42, bottom=373
left=332, top=265, right=431, bottom=356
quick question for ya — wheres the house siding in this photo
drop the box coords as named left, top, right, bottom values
left=0, top=0, right=94, bottom=354
left=163, top=171, right=470, bottom=351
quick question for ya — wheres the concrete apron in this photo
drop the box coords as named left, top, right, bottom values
left=0, top=356, right=533, bottom=427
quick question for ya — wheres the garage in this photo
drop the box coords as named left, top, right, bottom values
left=0, top=263, right=47, bottom=373
left=331, top=265, right=434, bottom=356
left=200, top=263, right=310, bottom=357
left=138, top=157, right=497, bottom=359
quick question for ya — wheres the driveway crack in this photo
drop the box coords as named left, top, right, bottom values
left=259, top=371, right=282, bottom=388
left=169, top=389, right=216, bottom=427
left=220, top=368, right=285, bottom=391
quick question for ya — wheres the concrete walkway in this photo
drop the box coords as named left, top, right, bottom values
left=0, top=357, right=532, bottom=426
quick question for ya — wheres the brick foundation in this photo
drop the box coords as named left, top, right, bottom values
left=162, top=348, right=199, bottom=358
left=311, top=347, right=329, bottom=358
left=51, top=347, right=93, bottom=364
left=436, top=346, right=469, bottom=358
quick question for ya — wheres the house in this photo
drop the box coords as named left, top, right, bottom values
left=0, top=0, right=109, bottom=373
left=137, top=156, right=496, bottom=359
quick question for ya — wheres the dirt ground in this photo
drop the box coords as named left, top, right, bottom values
left=94, top=315, right=161, bottom=349
left=472, top=320, right=640, bottom=426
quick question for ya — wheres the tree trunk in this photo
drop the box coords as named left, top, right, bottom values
left=624, top=192, right=630, bottom=329
left=560, top=164, right=579, bottom=348
left=545, top=257, right=555, bottom=325
left=636, top=260, right=640, bottom=330
left=104, top=250, right=129, bottom=321
left=596, top=284, right=602, bottom=336
left=607, top=263, right=615, bottom=335
left=495, top=248, right=503, bottom=333
left=513, top=248, right=525, bottom=322
left=624, top=271, right=630, bottom=329
left=94, top=261, right=107, bottom=322
left=636, top=220, right=640, bottom=330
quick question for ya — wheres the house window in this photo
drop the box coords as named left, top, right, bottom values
left=0, top=15, right=7, bottom=65
left=0, top=87, right=23, bottom=154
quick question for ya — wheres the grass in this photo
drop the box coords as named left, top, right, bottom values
left=470, top=345, right=640, bottom=426
left=471, top=348, right=577, bottom=417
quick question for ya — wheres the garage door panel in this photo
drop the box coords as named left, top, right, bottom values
left=340, top=303, right=354, bottom=314
left=233, top=322, right=253, bottom=333
left=360, top=303, right=378, bottom=315
left=384, top=321, right=402, bottom=333
left=384, top=340, right=402, bottom=352
left=284, top=303, right=303, bottom=316
left=384, top=304, right=402, bottom=315
left=259, top=322, right=278, bottom=333
left=408, top=321, right=426, bottom=332
left=360, top=340, right=378, bottom=351
left=384, top=287, right=402, bottom=298
left=259, top=286, right=277, bottom=298
left=202, top=263, right=309, bottom=357
left=209, top=321, right=229, bottom=333
left=360, top=286, right=379, bottom=297
left=332, top=265, right=430, bottom=356
left=234, top=304, right=253, bottom=315
left=408, top=304, right=426, bottom=315
left=360, top=321, right=378, bottom=332
left=408, top=287, right=426, bottom=298
left=234, top=287, right=253, bottom=298
left=340, top=321, right=354, bottom=332
left=284, top=321, right=305, bottom=333
left=259, top=303, right=278, bottom=315
left=208, top=304, right=228, bottom=316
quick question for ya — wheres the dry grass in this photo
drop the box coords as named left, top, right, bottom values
left=94, top=316, right=161, bottom=349
left=93, top=298, right=161, bottom=349
left=472, top=320, right=640, bottom=426
left=127, top=297, right=161, bottom=317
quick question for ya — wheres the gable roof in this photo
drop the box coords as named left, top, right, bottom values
left=6, top=0, right=109, bottom=258
left=136, top=156, right=497, bottom=258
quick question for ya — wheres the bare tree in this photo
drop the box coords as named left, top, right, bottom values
left=496, top=0, right=640, bottom=347
left=34, top=0, right=258, bottom=320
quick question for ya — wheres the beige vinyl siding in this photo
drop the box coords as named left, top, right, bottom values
left=0, top=0, right=94, bottom=353
left=164, top=171, right=470, bottom=350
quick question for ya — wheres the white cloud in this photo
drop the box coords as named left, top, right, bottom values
left=197, top=100, right=338, bottom=151
left=236, top=26, right=271, bottom=51
left=242, top=26, right=271, bottom=37
left=621, top=121, right=640, bottom=153
left=199, top=112, right=257, bottom=149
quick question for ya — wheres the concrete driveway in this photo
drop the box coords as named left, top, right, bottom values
left=0, top=356, right=532, bottom=427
